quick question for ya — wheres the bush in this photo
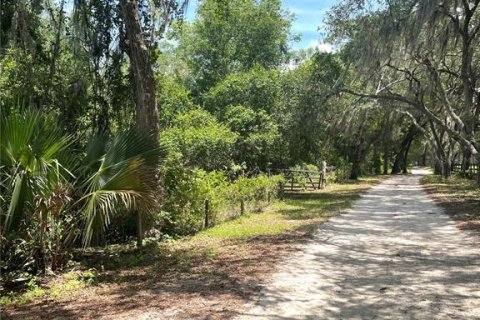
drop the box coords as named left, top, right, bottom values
left=223, top=105, right=281, bottom=171
left=161, top=109, right=238, bottom=171
left=156, top=75, right=194, bottom=128
left=0, top=111, right=162, bottom=287
left=162, top=159, right=228, bottom=235
left=161, top=158, right=284, bottom=236
left=229, top=174, right=284, bottom=212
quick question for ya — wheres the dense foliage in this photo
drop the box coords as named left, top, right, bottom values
left=3, top=0, right=477, bottom=291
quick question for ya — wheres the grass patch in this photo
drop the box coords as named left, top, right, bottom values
left=197, top=212, right=300, bottom=239
left=193, top=176, right=382, bottom=241
left=422, top=174, right=480, bottom=232
left=0, top=270, right=96, bottom=307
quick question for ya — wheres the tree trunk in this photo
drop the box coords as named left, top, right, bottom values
left=48, top=0, right=65, bottom=85
left=350, top=145, right=365, bottom=180
left=433, top=158, right=442, bottom=175
left=392, top=124, right=420, bottom=174
left=349, top=111, right=368, bottom=180
left=391, top=157, right=402, bottom=175
left=383, top=144, right=389, bottom=175
left=442, top=159, right=451, bottom=178
left=382, top=113, right=391, bottom=175
left=122, top=0, right=160, bottom=248
left=461, top=148, right=471, bottom=177
left=402, top=139, right=414, bottom=174
left=136, top=210, right=143, bottom=248
left=350, top=158, right=361, bottom=180
left=373, top=146, right=382, bottom=175
left=421, top=145, right=428, bottom=167
left=122, top=0, right=159, bottom=140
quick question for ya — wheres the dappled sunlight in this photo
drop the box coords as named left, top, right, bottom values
left=236, top=175, right=480, bottom=319
left=5, top=179, right=378, bottom=320
left=423, top=175, right=480, bottom=232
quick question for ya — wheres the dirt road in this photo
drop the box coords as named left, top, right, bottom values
left=237, top=170, right=480, bottom=319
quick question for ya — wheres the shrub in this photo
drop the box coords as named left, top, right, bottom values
left=0, top=111, right=162, bottom=287
left=162, top=157, right=284, bottom=236
left=161, top=109, right=238, bottom=171
left=156, top=75, right=194, bottom=128
left=223, top=105, right=281, bottom=171
left=226, top=175, right=283, bottom=212
left=162, top=158, right=228, bottom=235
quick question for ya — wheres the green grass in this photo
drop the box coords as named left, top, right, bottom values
left=194, top=176, right=382, bottom=241
left=0, top=270, right=96, bottom=307
left=423, top=174, right=479, bottom=200
left=196, top=212, right=300, bottom=239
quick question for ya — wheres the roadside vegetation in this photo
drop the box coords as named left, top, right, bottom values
left=2, top=177, right=381, bottom=319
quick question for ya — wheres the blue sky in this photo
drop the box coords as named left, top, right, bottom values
left=185, top=0, right=339, bottom=50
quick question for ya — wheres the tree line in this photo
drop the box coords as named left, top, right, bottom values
left=328, top=0, right=480, bottom=178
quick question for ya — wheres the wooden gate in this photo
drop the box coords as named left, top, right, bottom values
left=451, top=163, right=479, bottom=179
left=276, top=169, right=326, bottom=193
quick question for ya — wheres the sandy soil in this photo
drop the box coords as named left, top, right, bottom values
left=236, top=170, right=480, bottom=319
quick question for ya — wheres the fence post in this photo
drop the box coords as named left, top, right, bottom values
left=240, top=198, right=245, bottom=215
left=278, top=181, right=284, bottom=200
left=204, top=199, right=210, bottom=228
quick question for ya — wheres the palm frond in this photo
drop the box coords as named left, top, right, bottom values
left=78, top=129, right=162, bottom=246
left=0, top=110, right=73, bottom=232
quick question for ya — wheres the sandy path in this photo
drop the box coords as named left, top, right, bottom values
left=236, top=170, right=480, bottom=319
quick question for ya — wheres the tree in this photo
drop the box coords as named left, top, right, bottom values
left=121, top=0, right=159, bottom=141
left=203, top=66, right=280, bottom=115
left=276, top=52, right=343, bottom=167
left=161, top=109, right=238, bottom=171
left=178, top=0, right=292, bottom=95
left=224, top=105, right=280, bottom=171
left=328, top=0, right=480, bottom=177
left=156, top=74, right=194, bottom=128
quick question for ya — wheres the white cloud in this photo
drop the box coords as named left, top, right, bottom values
left=308, top=40, right=334, bottom=53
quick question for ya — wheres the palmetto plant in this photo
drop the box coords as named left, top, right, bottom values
left=77, top=130, right=162, bottom=247
left=0, top=111, right=72, bottom=233
left=1, top=110, right=162, bottom=280
left=0, top=111, right=73, bottom=274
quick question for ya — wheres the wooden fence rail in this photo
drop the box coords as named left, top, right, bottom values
left=275, top=169, right=327, bottom=193
left=451, top=163, right=479, bottom=179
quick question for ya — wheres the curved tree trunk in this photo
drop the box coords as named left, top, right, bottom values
left=421, top=145, right=428, bottom=167
left=402, top=139, right=414, bottom=174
